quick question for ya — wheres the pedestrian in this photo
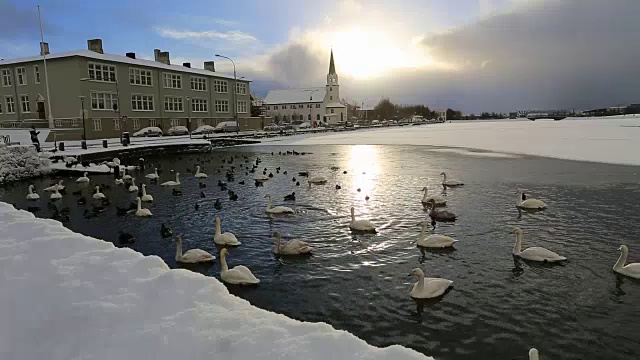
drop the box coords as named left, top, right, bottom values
left=29, top=126, right=41, bottom=152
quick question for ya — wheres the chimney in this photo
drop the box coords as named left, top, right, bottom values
left=87, top=39, right=104, bottom=54
left=154, top=49, right=170, bottom=64
left=154, top=49, right=161, bottom=61
left=182, top=62, right=191, bottom=68
left=126, top=52, right=136, bottom=59
left=40, top=42, right=50, bottom=56
left=204, top=61, right=215, bottom=72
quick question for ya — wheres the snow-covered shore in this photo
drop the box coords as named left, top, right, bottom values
left=0, top=202, right=430, bottom=360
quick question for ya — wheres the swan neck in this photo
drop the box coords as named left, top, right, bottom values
left=142, top=186, right=147, bottom=196
left=517, top=191, right=523, bottom=205
left=442, top=173, right=447, bottom=183
left=513, top=233, right=522, bottom=254
left=415, top=273, right=426, bottom=290
left=28, top=185, right=33, bottom=194
left=275, top=236, right=281, bottom=253
left=175, top=173, right=179, bottom=182
left=220, top=252, right=229, bottom=272
left=614, top=248, right=628, bottom=269
left=215, top=218, right=221, bottom=235
left=176, top=239, right=183, bottom=260
left=421, top=190, right=428, bottom=202
left=137, top=198, right=142, bottom=210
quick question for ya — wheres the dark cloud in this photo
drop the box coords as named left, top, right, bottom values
left=265, top=44, right=327, bottom=88
left=0, top=2, right=57, bottom=40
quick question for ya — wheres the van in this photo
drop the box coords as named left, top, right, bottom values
left=214, top=121, right=239, bottom=133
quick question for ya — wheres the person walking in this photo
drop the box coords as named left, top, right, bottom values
left=29, top=126, right=41, bottom=152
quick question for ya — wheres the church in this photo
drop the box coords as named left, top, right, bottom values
left=263, top=50, right=346, bottom=126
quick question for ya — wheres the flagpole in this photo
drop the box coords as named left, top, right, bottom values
left=37, top=5, right=54, bottom=129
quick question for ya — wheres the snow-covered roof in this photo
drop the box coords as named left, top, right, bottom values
left=264, top=87, right=326, bottom=104
left=326, top=102, right=346, bottom=108
left=0, top=50, right=245, bottom=81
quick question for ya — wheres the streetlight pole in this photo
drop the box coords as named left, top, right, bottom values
left=215, top=54, right=238, bottom=133
left=79, top=96, right=86, bottom=140
left=186, top=96, right=192, bottom=139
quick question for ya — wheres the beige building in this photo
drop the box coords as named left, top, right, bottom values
left=0, top=39, right=252, bottom=140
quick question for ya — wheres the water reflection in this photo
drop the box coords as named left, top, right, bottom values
left=347, top=145, right=379, bottom=196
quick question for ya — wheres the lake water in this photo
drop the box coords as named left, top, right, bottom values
left=2, top=144, right=640, bottom=360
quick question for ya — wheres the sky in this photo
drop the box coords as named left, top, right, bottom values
left=1, top=0, right=639, bottom=113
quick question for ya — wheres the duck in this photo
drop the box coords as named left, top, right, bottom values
left=349, top=207, right=376, bottom=232
left=284, top=192, right=296, bottom=201
left=228, top=191, right=238, bottom=201
left=511, top=227, right=566, bottom=262
left=214, top=216, right=241, bottom=246
left=613, top=245, right=640, bottom=279
left=115, top=178, right=124, bottom=185
left=529, top=348, right=539, bottom=360
left=44, top=180, right=64, bottom=192
left=76, top=172, right=90, bottom=183
left=440, top=172, right=464, bottom=187
left=425, top=199, right=457, bottom=222
left=214, top=198, right=223, bottom=210
left=172, top=188, right=182, bottom=196
left=92, top=186, right=106, bottom=200
left=134, top=197, right=152, bottom=217
left=335, top=184, right=342, bottom=190
left=118, top=231, right=135, bottom=245
left=194, top=166, right=208, bottom=178
left=77, top=197, right=87, bottom=206
left=128, top=178, right=139, bottom=193
left=26, top=185, right=40, bottom=200
left=161, top=223, right=173, bottom=238
left=264, top=194, right=295, bottom=214
left=141, top=184, right=153, bottom=202
left=409, top=268, right=453, bottom=299
left=272, top=231, right=312, bottom=255
left=516, top=190, right=548, bottom=210
left=50, top=187, right=63, bottom=200
left=219, top=248, right=260, bottom=285
left=145, top=168, right=159, bottom=180
left=298, top=171, right=309, bottom=177
left=421, top=186, right=446, bottom=206
left=174, top=235, right=215, bottom=263
left=416, top=221, right=458, bottom=248
left=199, top=182, right=207, bottom=189
left=161, top=172, right=181, bottom=186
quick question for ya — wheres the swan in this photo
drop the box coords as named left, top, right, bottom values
left=128, top=178, right=139, bottom=192
left=264, top=194, right=295, bottom=214
left=44, top=180, right=64, bottom=192
left=106, top=157, right=121, bottom=167
left=134, top=197, right=152, bottom=217
left=254, top=174, right=269, bottom=182
left=219, top=248, right=260, bottom=285
left=161, top=172, right=181, bottom=186
left=425, top=199, right=457, bottom=222
left=516, top=190, right=548, bottom=210
left=76, top=172, right=90, bottom=183
left=145, top=168, right=159, bottom=180
left=122, top=169, right=132, bottom=181
left=416, top=221, right=458, bottom=248
left=50, top=187, right=63, bottom=200
left=272, top=231, right=312, bottom=255
left=528, top=348, right=540, bottom=360
left=214, top=216, right=241, bottom=246
left=349, top=207, right=376, bottom=232
left=194, top=166, right=208, bottom=178
left=409, top=268, right=453, bottom=299
left=92, top=186, right=106, bottom=200
left=440, top=172, right=464, bottom=187
left=421, top=186, right=446, bottom=206
left=174, top=235, right=215, bottom=263
left=140, top=184, right=153, bottom=202
left=613, top=245, right=640, bottom=279
left=115, top=178, right=124, bottom=185
left=511, top=227, right=566, bottom=262
left=26, top=185, right=40, bottom=200
left=308, top=172, right=327, bottom=186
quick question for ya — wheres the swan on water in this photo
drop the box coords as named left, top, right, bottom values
left=44, top=180, right=64, bottom=192
left=264, top=194, right=295, bottom=214
left=254, top=174, right=269, bottom=182
left=416, top=221, right=458, bottom=248
left=92, top=186, right=106, bottom=200
left=511, top=227, right=566, bottom=262
left=440, top=172, right=464, bottom=187
left=613, top=245, right=640, bottom=279
left=409, top=268, right=453, bottom=299
left=141, top=184, right=153, bottom=202
left=106, top=158, right=121, bottom=167
left=134, top=197, right=152, bottom=217
left=272, top=231, right=312, bottom=255
left=220, top=248, right=260, bottom=285
left=308, top=172, right=327, bottom=186
left=421, top=186, right=446, bottom=206
left=145, top=168, right=159, bottom=180
left=76, top=172, right=90, bottom=183
left=214, top=216, right=241, bottom=246
left=516, top=190, right=548, bottom=210
left=122, top=169, right=132, bottom=181
left=349, top=207, right=376, bottom=232
left=115, top=178, right=124, bottom=185
left=50, top=187, right=63, bottom=200
left=194, top=166, right=208, bottom=178
left=529, top=348, right=539, bottom=360
left=161, top=172, right=181, bottom=186
left=174, top=235, right=215, bottom=263
left=26, top=185, right=40, bottom=200
left=128, top=178, right=139, bottom=192
left=425, top=199, right=457, bottom=222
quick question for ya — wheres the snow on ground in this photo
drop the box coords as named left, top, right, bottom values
left=0, top=129, right=51, bottom=146
left=0, top=145, right=51, bottom=182
left=0, top=202, right=430, bottom=360
left=43, top=136, right=211, bottom=157
left=48, top=161, right=112, bottom=174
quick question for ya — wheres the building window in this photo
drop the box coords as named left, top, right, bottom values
left=129, top=68, right=152, bottom=86
left=163, top=73, right=182, bottom=89
left=93, top=119, right=102, bottom=131
left=71, top=118, right=78, bottom=127
left=192, top=98, right=208, bottom=112
left=273, top=106, right=278, bottom=110
left=5, top=96, right=15, bottom=113
left=330, top=87, right=332, bottom=91
left=90, top=92, right=118, bottom=111
left=88, top=62, right=117, bottom=82
left=331, top=108, right=335, bottom=113
left=1, top=69, right=12, bottom=87
left=267, top=106, right=271, bottom=110
left=164, top=96, right=183, bottom=112
left=34, top=66, right=40, bottom=84
left=215, top=99, right=229, bottom=113
left=20, top=95, right=30, bottom=113
left=113, top=119, right=120, bottom=130
left=131, top=94, right=154, bottom=111
left=54, top=119, right=63, bottom=128
left=316, top=114, right=320, bottom=121
left=149, top=119, right=158, bottom=127
left=308, top=114, right=311, bottom=120
left=170, top=119, right=180, bottom=127
left=330, top=96, right=333, bottom=101
left=237, top=101, right=248, bottom=113
left=0, top=101, right=2, bottom=114
left=282, top=105, right=287, bottom=110
left=214, top=80, right=228, bottom=93
left=190, top=76, right=207, bottom=91
left=16, top=67, right=26, bottom=85
left=132, top=119, right=140, bottom=130
left=316, top=104, right=320, bottom=108
left=291, top=105, right=296, bottom=109
left=235, top=82, right=247, bottom=95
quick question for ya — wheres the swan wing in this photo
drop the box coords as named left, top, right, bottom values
left=418, top=235, right=457, bottom=248
left=521, top=247, right=565, bottom=262
left=519, top=199, right=547, bottom=209
left=411, top=278, right=453, bottom=298
left=215, top=233, right=241, bottom=246
left=160, top=181, right=176, bottom=186
left=282, top=240, right=312, bottom=254
left=223, top=266, right=260, bottom=284
left=350, top=220, right=376, bottom=231
left=270, top=206, right=294, bottom=214
left=622, top=263, right=640, bottom=274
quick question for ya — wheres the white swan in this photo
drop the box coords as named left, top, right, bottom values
left=115, top=178, right=124, bottom=185
left=529, top=348, right=539, bottom=360
left=194, top=165, right=208, bottom=179
left=349, top=207, right=376, bottom=232
left=308, top=172, right=327, bottom=186
left=409, top=268, right=453, bottom=299
left=613, top=245, right=640, bottom=279
left=92, top=186, right=106, bottom=200
left=44, top=180, right=64, bottom=192
left=106, top=157, right=121, bottom=167
left=421, top=186, right=446, bottom=206
left=511, top=227, right=566, bottom=262
left=516, top=190, right=548, bottom=210
left=264, top=194, right=294, bottom=214
left=128, top=177, right=139, bottom=192
left=254, top=174, right=269, bottom=182
left=214, top=216, right=241, bottom=246
left=145, top=168, right=159, bottom=180
left=440, top=172, right=464, bottom=187
left=134, top=197, right=152, bottom=217
left=26, top=185, right=40, bottom=200
left=416, top=222, right=458, bottom=248
left=76, top=172, right=90, bottom=183
left=161, top=172, right=181, bottom=186
left=174, top=235, right=215, bottom=263
left=220, top=248, right=260, bottom=285
left=122, top=169, right=132, bottom=181
left=50, top=187, right=62, bottom=200
left=273, top=231, right=312, bottom=255
left=140, top=184, right=153, bottom=202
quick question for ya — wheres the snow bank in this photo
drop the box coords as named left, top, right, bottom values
left=48, top=161, right=112, bottom=174
left=0, top=145, right=51, bottom=183
left=0, top=202, right=430, bottom=360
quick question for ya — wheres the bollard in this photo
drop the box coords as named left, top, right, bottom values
left=103, top=140, right=108, bottom=148
left=81, top=140, right=87, bottom=150
left=58, top=142, right=65, bottom=151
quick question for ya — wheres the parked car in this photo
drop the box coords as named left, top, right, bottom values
left=213, top=121, right=239, bottom=133
left=191, top=125, right=216, bottom=135
left=132, top=126, right=163, bottom=137
left=263, top=123, right=280, bottom=132
left=165, top=126, right=189, bottom=136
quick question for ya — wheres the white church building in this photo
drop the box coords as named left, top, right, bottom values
left=264, top=50, right=346, bottom=126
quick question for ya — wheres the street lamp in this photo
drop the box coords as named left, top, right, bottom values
left=215, top=54, right=238, bottom=133
left=79, top=96, right=86, bottom=141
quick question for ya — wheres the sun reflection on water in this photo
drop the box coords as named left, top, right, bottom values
left=347, top=145, right=379, bottom=196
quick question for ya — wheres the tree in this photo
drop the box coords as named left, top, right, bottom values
left=374, top=98, right=396, bottom=120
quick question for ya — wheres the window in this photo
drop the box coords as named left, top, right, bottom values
left=192, top=98, right=208, bottom=112
left=331, top=108, right=335, bottom=113
left=330, top=96, right=333, bottom=101
left=273, top=106, right=278, bottom=110
left=93, top=119, right=102, bottom=131
left=316, top=104, right=320, bottom=108
left=0, top=101, right=2, bottom=114
left=5, top=96, right=15, bottom=113
left=164, top=96, right=183, bottom=112
left=163, top=73, right=182, bottom=89
left=88, top=62, right=117, bottom=82
left=237, top=101, right=248, bottom=113
left=16, top=67, right=26, bottom=85
left=131, top=94, right=154, bottom=111
left=308, top=114, right=311, bottom=120
left=190, top=76, right=207, bottom=91
left=316, top=114, right=320, bottom=121
left=34, top=66, right=40, bottom=84
left=170, top=119, right=180, bottom=127
left=235, top=82, right=247, bottom=95
left=149, top=119, right=158, bottom=127
left=71, top=118, right=78, bottom=127
left=132, top=119, right=140, bottom=130
left=20, top=95, right=30, bottom=113
left=129, top=68, right=152, bottom=86
left=90, top=92, right=118, bottom=111
left=282, top=105, right=287, bottom=109
left=54, top=119, right=63, bottom=128
left=267, top=106, right=271, bottom=110
left=1, top=69, right=12, bottom=87
left=291, top=105, right=296, bottom=109
left=214, top=80, right=228, bottom=93
left=113, top=119, right=120, bottom=130
left=215, top=99, right=229, bottom=113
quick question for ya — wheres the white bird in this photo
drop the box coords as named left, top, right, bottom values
left=76, top=172, right=90, bottom=183
left=145, top=168, right=159, bottom=180
left=511, top=227, right=566, bottom=262
left=26, top=185, right=40, bottom=200
left=409, top=268, right=453, bottom=299
left=272, top=231, right=312, bottom=255
left=264, top=194, right=295, bottom=214
left=115, top=178, right=124, bottom=185
left=529, top=348, right=539, bottom=360
left=106, top=157, right=121, bottom=167
left=516, top=190, right=548, bottom=210
left=44, top=180, right=64, bottom=192
left=134, top=197, right=152, bottom=217
left=161, top=172, right=181, bottom=186
left=307, top=172, right=327, bottom=186
left=50, top=187, right=63, bottom=200
left=613, top=245, right=640, bottom=279
left=140, top=184, right=153, bottom=202
left=174, top=235, right=215, bottom=263
left=194, top=165, right=208, bottom=178
left=128, top=177, right=139, bottom=193
left=349, top=206, right=376, bottom=232
left=254, top=174, right=269, bottom=182
left=220, top=248, right=260, bottom=285
left=440, top=172, right=464, bottom=187
left=416, top=221, right=458, bottom=248
left=122, top=169, right=132, bottom=181
left=421, top=186, right=446, bottom=206
left=92, top=186, right=106, bottom=200
left=214, top=216, right=241, bottom=246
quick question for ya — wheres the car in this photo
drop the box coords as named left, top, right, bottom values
left=263, top=123, right=280, bottom=132
left=213, top=121, right=239, bottom=133
left=165, top=126, right=189, bottom=136
left=132, top=126, right=163, bottom=137
left=191, top=125, right=216, bottom=135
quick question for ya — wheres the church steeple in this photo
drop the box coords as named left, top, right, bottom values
left=326, top=49, right=338, bottom=86
left=328, top=48, right=336, bottom=75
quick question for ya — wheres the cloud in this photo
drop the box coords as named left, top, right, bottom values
left=0, top=3, right=58, bottom=41
left=213, top=19, right=239, bottom=27
left=155, top=28, right=257, bottom=42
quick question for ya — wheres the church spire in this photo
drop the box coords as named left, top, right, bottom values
left=328, top=48, right=336, bottom=75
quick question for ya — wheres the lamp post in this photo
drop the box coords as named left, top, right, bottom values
left=215, top=54, right=238, bottom=133
left=79, top=96, right=86, bottom=140
left=186, top=96, right=192, bottom=139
